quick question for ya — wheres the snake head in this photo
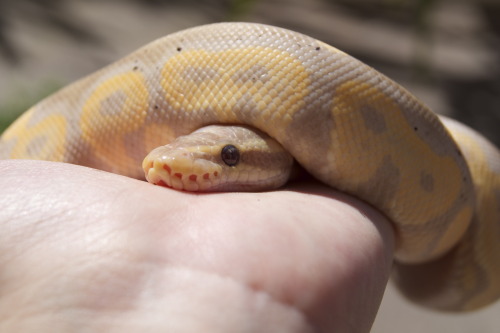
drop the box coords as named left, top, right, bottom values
left=142, top=125, right=294, bottom=192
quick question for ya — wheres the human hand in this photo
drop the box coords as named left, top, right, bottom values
left=0, top=160, right=394, bottom=333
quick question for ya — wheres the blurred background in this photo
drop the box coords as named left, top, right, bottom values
left=0, top=0, right=498, bottom=331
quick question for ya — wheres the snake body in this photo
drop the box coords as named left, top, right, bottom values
left=0, top=22, right=498, bottom=311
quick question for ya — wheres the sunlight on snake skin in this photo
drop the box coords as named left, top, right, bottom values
left=0, top=22, right=498, bottom=311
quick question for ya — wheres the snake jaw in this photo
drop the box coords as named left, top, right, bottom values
left=143, top=153, right=223, bottom=191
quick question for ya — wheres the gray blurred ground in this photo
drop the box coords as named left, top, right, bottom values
left=0, top=0, right=499, bottom=331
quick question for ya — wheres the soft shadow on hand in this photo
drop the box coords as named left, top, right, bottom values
left=0, top=160, right=394, bottom=333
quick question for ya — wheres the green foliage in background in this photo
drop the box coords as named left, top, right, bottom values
left=227, top=0, right=258, bottom=20
left=0, top=81, right=61, bottom=134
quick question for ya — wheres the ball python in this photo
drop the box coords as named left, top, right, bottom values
left=0, top=22, right=498, bottom=312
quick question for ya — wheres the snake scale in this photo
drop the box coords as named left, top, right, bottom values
left=0, top=22, right=498, bottom=312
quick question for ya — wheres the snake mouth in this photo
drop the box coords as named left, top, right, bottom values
left=143, top=156, right=222, bottom=192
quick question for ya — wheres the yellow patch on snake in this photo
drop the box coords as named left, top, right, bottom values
left=329, top=80, right=470, bottom=258
left=80, top=71, right=149, bottom=166
left=161, top=47, right=309, bottom=129
left=2, top=108, right=67, bottom=160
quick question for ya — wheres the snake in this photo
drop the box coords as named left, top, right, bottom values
left=0, top=22, right=498, bottom=312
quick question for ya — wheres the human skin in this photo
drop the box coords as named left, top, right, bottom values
left=0, top=160, right=394, bottom=333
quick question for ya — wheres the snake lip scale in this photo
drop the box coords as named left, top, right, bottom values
left=0, top=22, right=498, bottom=312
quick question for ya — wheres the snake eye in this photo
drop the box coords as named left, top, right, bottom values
left=221, top=145, right=240, bottom=166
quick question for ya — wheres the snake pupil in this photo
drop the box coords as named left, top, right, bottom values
left=221, top=145, right=240, bottom=166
